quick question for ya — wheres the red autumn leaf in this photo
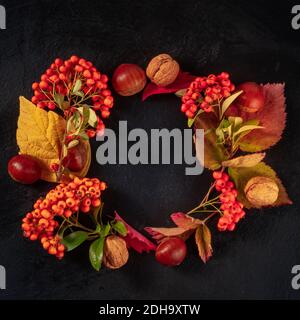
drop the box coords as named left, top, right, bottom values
left=144, top=226, right=194, bottom=243
left=142, top=72, right=197, bottom=101
left=145, top=212, right=201, bottom=243
left=115, top=212, right=156, bottom=253
left=170, top=212, right=201, bottom=229
left=227, top=83, right=287, bottom=152
left=195, top=224, right=213, bottom=263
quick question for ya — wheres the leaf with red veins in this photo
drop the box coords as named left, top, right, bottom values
left=170, top=212, right=202, bottom=229
left=114, top=212, right=156, bottom=253
left=227, top=83, right=287, bottom=152
left=144, top=226, right=194, bottom=243
left=145, top=212, right=201, bottom=243
left=142, top=72, right=197, bottom=101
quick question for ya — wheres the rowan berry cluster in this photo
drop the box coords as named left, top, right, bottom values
left=21, top=177, right=107, bottom=259
left=31, top=56, right=114, bottom=136
left=213, top=171, right=245, bottom=232
left=181, top=72, right=235, bottom=118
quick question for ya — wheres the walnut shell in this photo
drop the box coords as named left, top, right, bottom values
left=244, top=176, right=279, bottom=207
left=146, top=53, right=180, bottom=87
left=103, top=235, right=129, bottom=270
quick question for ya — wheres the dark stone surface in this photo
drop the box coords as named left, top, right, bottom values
left=0, top=0, right=300, bottom=299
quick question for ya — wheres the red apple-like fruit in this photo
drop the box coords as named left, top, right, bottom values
left=112, top=63, right=147, bottom=96
left=63, top=142, right=87, bottom=172
left=236, top=82, right=265, bottom=113
left=8, top=154, right=42, bottom=184
left=155, top=237, right=187, bottom=266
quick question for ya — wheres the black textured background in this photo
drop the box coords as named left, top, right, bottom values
left=0, top=0, right=300, bottom=300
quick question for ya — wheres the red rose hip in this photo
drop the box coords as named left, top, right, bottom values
left=8, top=155, right=42, bottom=184
left=155, top=237, right=187, bottom=266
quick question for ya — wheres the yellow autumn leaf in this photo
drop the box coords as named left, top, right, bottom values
left=222, top=152, right=266, bottom=168
left=16, top=96, right=91, bottom=182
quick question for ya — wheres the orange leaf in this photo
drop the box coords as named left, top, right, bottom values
left=195, top=224, right=213, bottom=263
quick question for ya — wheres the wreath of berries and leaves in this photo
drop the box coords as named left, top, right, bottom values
left=11, top=54, right=292, bottom=271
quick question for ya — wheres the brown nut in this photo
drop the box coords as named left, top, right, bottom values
left=146, top=53, right=180, bottom=87
left=103, top=235, right=129, bottom=270
left=244, top=176, right=279, bottom=207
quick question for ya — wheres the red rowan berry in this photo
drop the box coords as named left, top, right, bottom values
left=30, top=234, right=38, bottom=241
left=213, top=171, right=222, bottom=180
left=66, top=198, right=75, bottom=208
left=41, top=209, right=51, bottom=219
left=100, top=182, right=107, bottom=190
left=48, top=246, right=57, bottom=255
left=32, top=82, right=39, bottom=90
left=82, top=197, right=91, bottom=207
left=80, top=205, right=90, bottom=213
left=92, top=199, right=101, bottom=207
left=70, top=55, right=79, bottom=63
left=64, top=209, right=72, bottom=218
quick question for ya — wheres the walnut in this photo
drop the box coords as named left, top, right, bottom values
left=146, top=53, right=180, bottom=87
left=244, top=176, right=279, bottom=207
left=103, top=235, right=129, bottom=270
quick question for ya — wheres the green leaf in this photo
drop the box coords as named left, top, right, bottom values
left=62, top=101, right=70, bottom=110
left=175, top=89, right=186, bottom=97
left=233, top=124, right=263, bottom=140
left=62, top=144, right=68, bottom=158
left=187, top=109, right=204, bottom=128
left=54, top=93, right=65, bottom=109
left=228, top=162, right=292, bottom=209
left=78, top=106, right=90, bottom=129
left=221, top=90, right=243, bottom=118
left=67, top=139, right=79, bottom=149
left=89, top=237, right=105, bottom=271
left=101, top=224, right=111, bottom=237
left=112, top=221, right=127, bottom=237
left=73, top=79, right=82, bottom=93
left=61, top=231, right=88, bottom=251
left=228, top=116, right=243, bottom=128
left=88, top=108, right=98, bottom=128
left=95, top=224, right=101, bottom=233
left=194, top=113, right=226, bottom=170
left=73, top=91, right=84, bottom=98
left=57, top=222, right=69, bottom=239
left=92, top=204, right=103, bottom=223
left=79, top=131, right=89, bottom=140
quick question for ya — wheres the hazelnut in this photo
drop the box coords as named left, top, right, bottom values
left=244, top=176, right=279, bottom=207
left=146, top=53, right=180, bottom=87
left=103, top=235, right=129, bottom=270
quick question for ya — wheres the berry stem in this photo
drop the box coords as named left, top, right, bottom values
left=203, top=212, right=218, bottom=223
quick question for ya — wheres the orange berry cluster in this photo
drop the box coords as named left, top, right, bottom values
left=31, top=56, right=114, bottom=136
left=181, top=72, right=235, bottom=118
left=213, top=171, right=245, bottom=232
left=22, top=177, right=107, bottom=259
